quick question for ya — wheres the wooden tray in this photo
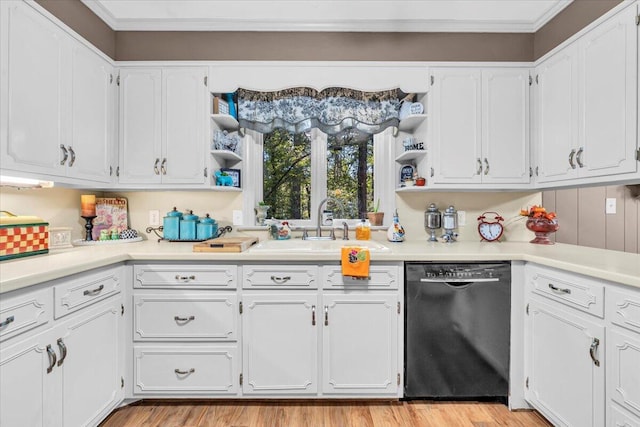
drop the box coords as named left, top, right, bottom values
left=193, top=236, right=258, bottom=253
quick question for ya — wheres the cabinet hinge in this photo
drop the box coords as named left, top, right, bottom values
left=430, top=75, right=434, bottom=86
left=529, top=167, right=533, bottom=177
left=121, top=377, right=124, bottom=388
left=116, top=166, right=120, bottom=177
left=240, top=373, right=243, bottom=385
left=397, top=301, right=400, bottom=314
left=636, top=148, right=640, bottom=161
left=110, top=166, right=113, bottom=176
left=204, top=167, right=208, bottom=178
left=397, top=373, right=401, bottom=386
left=116, top=74, right=120, bottom=86
left=636, top=14, right=640, bottom=26
left=526, top=303, right=529, bottom=315
left=110, top=74, right=113, bottom=84
left=535, top=166, right=539, bottom=176
left=528, top=75, right=532, bottom=86
left=121, top=304, right=124, bottom=316
left=204, top=76, right=208, bottom=86
left=526, top=377, right=529, bottom=389
left=239, top=301, right=243, bottom=314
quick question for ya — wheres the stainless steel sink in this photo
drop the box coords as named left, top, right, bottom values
left=249, top=239, right=390, bottom=253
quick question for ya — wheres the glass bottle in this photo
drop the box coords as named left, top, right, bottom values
left=355, top=219, right=371, bottom=240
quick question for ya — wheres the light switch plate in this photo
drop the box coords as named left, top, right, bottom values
left=232, top=210, right=243, bottom=225
left=457, top=211, right=466, bottom=226
left=605, top=198, right=617, bottom=214
left=149, top=210, right=160, bottom=226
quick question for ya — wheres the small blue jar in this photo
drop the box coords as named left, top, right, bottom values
left=179, top=210, right=198, bottom=240
left=197, top=214, right=218, bottom=240
left=163, top=207, right=182, bottom=240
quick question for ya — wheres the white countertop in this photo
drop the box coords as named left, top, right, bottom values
left=1, top=238, right=639, bottom=293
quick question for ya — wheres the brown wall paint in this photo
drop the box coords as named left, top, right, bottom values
left=34, top=0, right=116, bottom=59
left=533, top=0, right=623, bottom=60
left=114, top=31, right=533, bottom=62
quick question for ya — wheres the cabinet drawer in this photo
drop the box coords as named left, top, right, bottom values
left=243, top=265, right=318, bottom=289
left=323, top=264, right=399, bottom=289
left=134, top=264, right=237, bottom=289
left=607, top=287, right=640, bottom=335
left=0, top=288, right=51, bottom=342
left=133, top=293, right=237, bottom=341
left=134, top=346, right=238, bottom=395
left=526, top=265, right=604, bottom=318
left=54, top=266, right=122, bottom=319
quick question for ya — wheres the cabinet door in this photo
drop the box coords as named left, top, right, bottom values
left=0, top=1, right=69, bottom=176
left=535, top=44, right=579, bottom=183
left=162, top=68, right=207, bottom=184
left=242, top=293, right=318, bottom=395
left=607, top=329, right=640, bottom=419
left=119, top=68, right=162, bottom=184
left=0, top=330, right=59, bottom=427
left=68, top=41, right=114, bottom=183
left=322, top=294, right=398, bottom=395
left=578, top=5, right=638, bottom=178
left=430, top=68, right=482, bottom=184
left=57, top=298, right=122, bottom=427
left=525, top=299, right=604, bottom=427
left=481, top=69, right=530, bottom=184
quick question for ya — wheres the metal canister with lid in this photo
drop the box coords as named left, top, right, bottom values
left=196, top=214, right=218, bottom=240
left=180, top=210, right=199, bottom=240
left=424, top=203, right=441, bottom=242
left=163, top=207, right=182, bottom=240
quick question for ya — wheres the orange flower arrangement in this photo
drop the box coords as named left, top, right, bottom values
left=520, top=205, right=556, bottom=221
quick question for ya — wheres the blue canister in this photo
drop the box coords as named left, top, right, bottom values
left=196, top=214, right=218, bottom=240
left=163, top=207, right=182, bottom=240
left=179, top=210, right=198, bottom=240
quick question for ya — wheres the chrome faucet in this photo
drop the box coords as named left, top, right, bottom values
left=304, top=197, right=344, bottom=240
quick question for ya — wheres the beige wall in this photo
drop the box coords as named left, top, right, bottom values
left=542, top=185, right=640, bottom=254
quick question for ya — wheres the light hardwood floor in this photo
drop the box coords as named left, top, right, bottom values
left=100, top=400, right=552, bottom=427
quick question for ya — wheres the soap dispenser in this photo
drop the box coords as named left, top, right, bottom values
left=387, top=210, right=405, bottom=242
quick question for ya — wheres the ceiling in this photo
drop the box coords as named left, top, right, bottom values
left=81, top=0, right=573, bottom=33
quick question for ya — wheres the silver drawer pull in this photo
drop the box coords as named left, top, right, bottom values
left=548, top=283, right=571, bottom=294
left=175, top=275, right=196, bottom=282
left=83, top=284, right=104, bottom=296
left=174, top=315, right=195, bottom=322
left=589, top=337, right=600, bottom=367
left=311, top=305, right=316, bottom=326
left=46, top=345, right=57, bottom=374
left=174, top=368, right=195, bottom=375
left=324, top=306, right=329, bottom=326
left=270, top=275, right=291, bottom=284
left=0, top=316, right=15, bottom=328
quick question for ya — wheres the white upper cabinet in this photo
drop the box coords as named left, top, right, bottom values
left=0, top=1, right=115, bottom=183
left=119, top=67, right=207, bottom=186
left=429, top=67, right=530, bottom=187
left=535, top=3, right=638, bottom=185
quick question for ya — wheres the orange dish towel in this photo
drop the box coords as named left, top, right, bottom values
left=341, top=246, right=370, bottom=279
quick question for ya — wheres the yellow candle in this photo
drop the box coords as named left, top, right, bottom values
left=81, top=195, right=96, bottom=217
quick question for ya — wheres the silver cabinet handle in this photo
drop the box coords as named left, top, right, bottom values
left=568, top=149, right=576, bottom=169
left=68, top=146, right=76, bottom=167
left=83, top=284, right=104, bottom=296
left=174, top=368, right=195, bottom=375
left=270, top=275, right=291, bottom=284
left=324, top=306, right=329, bottom=326
left=161, top=158, right=167, bottom=175
left=204, top=167, right=208, bottom=177
left=175, top=275, right=196, bottom=282
left=110, top=166, right=113, bottom=176
left=57, top=338, right=67, bottom=367
left=589, top=337, right=600, bottom=367
left=430, top=167, right=434, bottom=178
left=576, top=147, right=584, bottom=168
left=484, top=158, right=489, bottom=175
left=311, top=305, right=316, bottom=326
left=153, top=158, right=160, bottom=175
left=0, top=316, right=15, bottom=328
left=174, top=315, right=195, bottom=322
left=548, top=283, right=571, bottom=294
left=476, top=158, right=483, bottom=175
left=60, top=144, right=68, bottom=165
left=46, top=344, right=57, bottom=374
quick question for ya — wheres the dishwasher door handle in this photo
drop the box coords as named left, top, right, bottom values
left=419, top=278, right=500, bottom=283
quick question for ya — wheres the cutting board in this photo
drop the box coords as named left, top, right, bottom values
left=193, top=236, right=258, bottom=253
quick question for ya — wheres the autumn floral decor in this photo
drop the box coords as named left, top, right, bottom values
left=521, top=205, right=559, bottom=245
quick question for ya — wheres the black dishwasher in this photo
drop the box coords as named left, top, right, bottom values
left=404, top=262, right=511, bottom=402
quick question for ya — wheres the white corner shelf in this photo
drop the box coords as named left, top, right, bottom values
left=211, top=114, right=239, bottom=131
left=211, top=185, right=242, bottom=192
left=395, top=186, right=430, bottom=193
left=395, top=150, right=427, bottom=164
left=211, top=150, right=242, bottom=165
left=398, top=114, right=427, bottom=132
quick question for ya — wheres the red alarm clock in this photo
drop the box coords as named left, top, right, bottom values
left=477, top=212, right=504, bottom=242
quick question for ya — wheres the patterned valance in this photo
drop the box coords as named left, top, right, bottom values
left=237, top=87, right=401, bottom=136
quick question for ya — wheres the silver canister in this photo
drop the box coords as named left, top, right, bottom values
left=424, top=203, right=441, bottom=242
left=442, top=205, right=459, bottom=243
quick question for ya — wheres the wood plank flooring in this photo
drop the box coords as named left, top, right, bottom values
left=100, top=400, right=552, bottom=427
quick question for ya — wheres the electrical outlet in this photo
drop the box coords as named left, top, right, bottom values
left=605, top=198, right=617, bottom=215
left=232, top=210, right=243, bottom=225
left=149, top=210, right=160, bottom=226
left=457, top=211, right=466, bottom=226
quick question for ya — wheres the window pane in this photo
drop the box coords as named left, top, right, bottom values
left=263, top=129, right=311, bottom=220
left=327, top=132, right=374, bottom=219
